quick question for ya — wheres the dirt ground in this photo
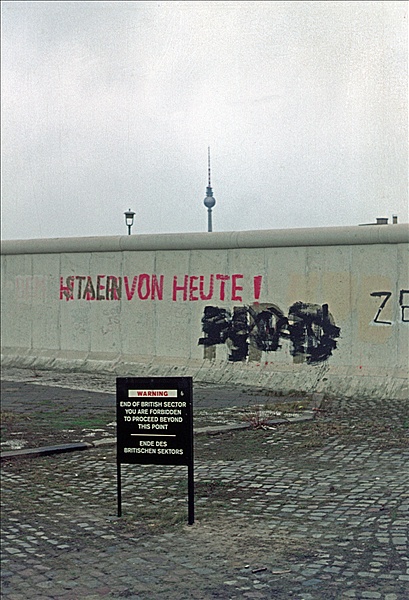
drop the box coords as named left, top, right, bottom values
left=1, top=387, right=408, bottom=458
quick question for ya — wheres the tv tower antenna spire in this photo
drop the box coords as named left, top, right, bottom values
left=203, top=146, right=216, bottom=232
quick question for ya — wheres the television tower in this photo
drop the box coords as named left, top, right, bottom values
left=203, top=147, right=216, bottom=232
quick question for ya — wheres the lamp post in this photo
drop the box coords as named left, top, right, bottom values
left=124, top=209, right=135, bottom=235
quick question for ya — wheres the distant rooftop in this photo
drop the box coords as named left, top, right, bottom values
left=359, top=216, right=398, bottom=226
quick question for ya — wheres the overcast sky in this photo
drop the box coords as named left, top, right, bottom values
left=2, top=1, right=407, bottom=240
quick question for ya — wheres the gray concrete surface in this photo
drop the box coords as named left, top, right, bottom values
left=3, top=224, right=409, bottom=401
left=1, top=368, right=408, bottom=599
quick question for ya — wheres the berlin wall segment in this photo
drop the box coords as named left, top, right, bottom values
left=2, top=226, right=408, bottom=399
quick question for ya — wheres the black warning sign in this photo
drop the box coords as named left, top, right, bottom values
left=116, top=377, right=193, bottom=466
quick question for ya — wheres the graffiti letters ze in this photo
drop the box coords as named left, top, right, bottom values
left=199, top=302, right=341, bottom=364
left=370, top=289, right=409, bottom=324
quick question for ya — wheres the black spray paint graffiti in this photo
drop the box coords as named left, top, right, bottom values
left=370, top=289, right=409, bottom=324
left=370, top=291, right=392, bottom=325
left=288, top=302, right=341, bottom=363
left=199, top=302, right=341, bottom=364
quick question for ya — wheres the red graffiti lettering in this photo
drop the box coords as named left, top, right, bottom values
left=83, top=276, right=96, bottom=300
left=106, top=276, right=122, bottom=300
left=253, top=275, right=262, bottom=302
left=60, top=276, right=74, bottom=301
left=124, top=276, right=138, bottom=300
left=189, top=276, right=199, bottom=301
left=97, top=275, right=105, bottom=300
left=59, top=273, right=249, bottom=302
left=173, top=275, right=189, bottom=301
left=199, top=275, right=214, bottom=301
left=138, top=274, right=151, bottom=300
left=151, top=275, right=164, bottom=300
left=231, top=274, right=244, bottom=302
left=76, top=276, right=86, bottom=299
left=216, top=274, right=230, bottom=301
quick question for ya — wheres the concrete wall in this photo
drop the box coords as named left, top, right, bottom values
left=1, top=225, right=408, bottom=400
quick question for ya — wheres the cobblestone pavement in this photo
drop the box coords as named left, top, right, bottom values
left=1, top=368, right=409, bottom=599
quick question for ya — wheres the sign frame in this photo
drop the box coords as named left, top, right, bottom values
left=116, top=376, right=194, bottom=524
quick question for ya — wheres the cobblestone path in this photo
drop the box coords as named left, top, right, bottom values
left=1, top=369, right=408, bottom=599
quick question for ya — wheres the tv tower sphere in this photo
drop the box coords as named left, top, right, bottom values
left=204, top=189, right=216, bottom=209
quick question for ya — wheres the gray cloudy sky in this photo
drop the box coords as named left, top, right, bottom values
left=2, top=1, right=407, bottom=240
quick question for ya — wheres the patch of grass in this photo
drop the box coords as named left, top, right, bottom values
left=241, top=405, right=278, bottom=429
left=196, top=429, right=284, bottom=461
left=35, top=398, right=55, bottom=407
left=31, top=411, right=113, bottom=430
left=103, top=470, right=196, bottom=531
left=1, top=411, right=25, bottom=424
left=114, top=504, right=189, bottom=534
left=196, top=479, right=232, bottom=498
left=0, top=411, right=31, bottom=443
left=243, top=388, right=311, bottom=401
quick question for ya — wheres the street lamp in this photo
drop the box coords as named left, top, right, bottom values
left=124, top=209, right=135, bottom=235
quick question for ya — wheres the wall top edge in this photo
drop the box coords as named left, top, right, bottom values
left=1, top=224, right=408, bottom=255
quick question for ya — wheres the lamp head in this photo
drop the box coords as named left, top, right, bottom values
left=124, top=209, right=135, bottom=227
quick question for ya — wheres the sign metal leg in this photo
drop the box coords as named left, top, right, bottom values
left=117, top=461, right=122, bottom=518
left=188, top=462, right=194, bottom=525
